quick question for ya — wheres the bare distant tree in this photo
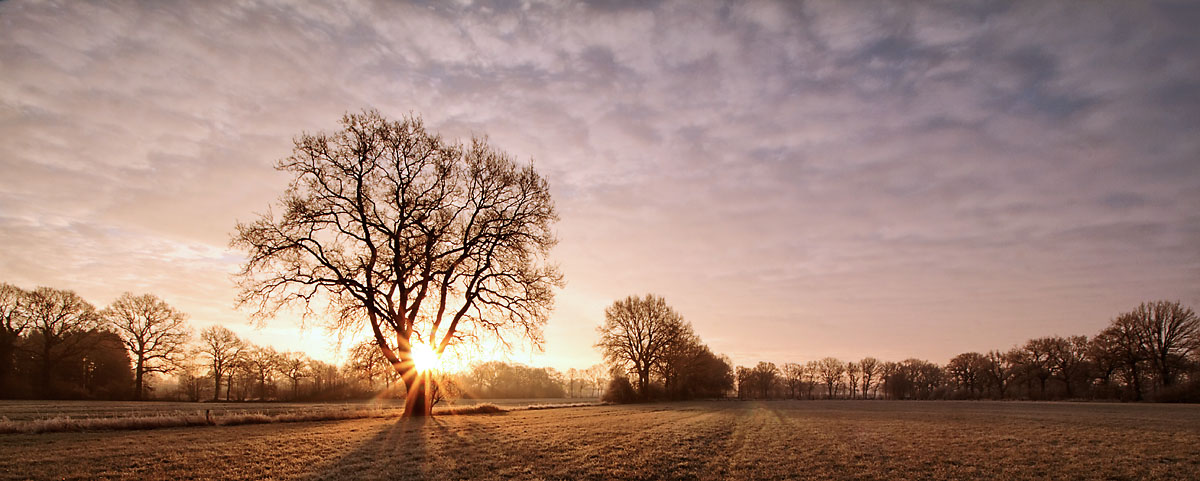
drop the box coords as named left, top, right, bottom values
left=596, top=294, right=687, bottom=399
left=198, top=326, right=245, bottom=402
left=101, top=293, right=192, bottom=400
left=0, top=283, right=31, bottom=394
left=817, top=357, right=845, bottom=399
left=278, top=351, right=311, bottom=399
left=348, top=340, right=389, bottom=390
left=984, top=349, right=1018, bottom=399
left=1123, top=301, right=1198, bottom=387
left=1095, top=315, right=1147, bottom=400
left=584, top=364, right=607, bottom=397
left=782, top=363, right=804, bottom=399
left=858, top=357, right=879, bottom=399
left=244, top=346, right=280, bottom=399
left=803, top=360, right=819, bottom=399
left=1022, top=338, right=1056, bottom=398
left=1046, top=335, right=1089, bottom=398
left=233, top=111, right=561, bottom=416
left=947, top=352, right=988, bottom=398
left=751, top=362, right=780, bottom=398
left=24, top=287, right=103, bottom=397
left=845, top=362, right=860, bottom=400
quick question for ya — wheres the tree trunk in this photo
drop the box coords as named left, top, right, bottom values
left=212, top=370, right=221, bottom=402
left=134, top=357, right=145, bottom=401
left=0, top=336, right=15, bottom=396
left=403, top=371, right=434, bottom=417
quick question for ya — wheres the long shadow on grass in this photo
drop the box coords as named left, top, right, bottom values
left=308, top=417, right=433, bottom=480
left=309, top=414, right=516, bottom=481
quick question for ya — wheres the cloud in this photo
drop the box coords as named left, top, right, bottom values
left=1, top=0, right=1197, bottom=368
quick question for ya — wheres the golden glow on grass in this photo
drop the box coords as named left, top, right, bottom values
left=410, top=342, right=440, bottom=372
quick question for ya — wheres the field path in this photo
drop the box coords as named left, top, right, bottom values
left=2, top=400, right=1199, bottom=480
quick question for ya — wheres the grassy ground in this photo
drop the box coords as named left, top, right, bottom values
left=0, top=397, right=598, bottom=422
left=2, top=400, right=1198, bottom=480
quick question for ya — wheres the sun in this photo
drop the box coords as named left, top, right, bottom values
left=410, top=342, right=440, bottom=372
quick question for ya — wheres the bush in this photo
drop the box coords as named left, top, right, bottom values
left=602, top=376, right=637, bottom=403
left=1152, top=380, right=1200, bottom=403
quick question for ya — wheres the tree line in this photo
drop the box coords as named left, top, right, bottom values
left=0, top=282, right=605, bottom=402
left=733, top=300, right=1200, bottom=402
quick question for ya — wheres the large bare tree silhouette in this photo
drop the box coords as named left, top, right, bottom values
left=233, top=110, right=560, bottom=416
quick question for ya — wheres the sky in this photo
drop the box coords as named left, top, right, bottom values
left=1, top=0, right=1198, bottom=371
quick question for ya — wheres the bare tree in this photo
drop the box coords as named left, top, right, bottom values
left=984, top=349, right=1018, bottom=399
left=233, top=111, right=561, bottom=416
left=803, top=360, right=819, bottom=399
left=846, top=362, right=860, bottom=400
left=0, top=283, right=31, bottom=394
left=198, top=326, right=245, bottom=402
left=596, top=294, right=687, bottom=399
left=1022, top=338, right=1055, bottom=398
left=817, top=357, right=845, bottom=399
left=584, top=363, right=607, bottom=397
left=1123, top=301, right=1198, bottom=388
left=1046, top=335, right=1089, bottom=398
left=782, top=363, right=804, bottom=399
left=244, top=346, right=280, bottom=399
left=101, top=293, right=191, bottom=400
left=278, top=351, right=311, bottom=399
left=859, top=357, right=879, bottom=399
left=751, top=362, right=780, bottom=398
left=23, top=287, right=103, bottom=397
left=947, top=352, right=988, bottom=398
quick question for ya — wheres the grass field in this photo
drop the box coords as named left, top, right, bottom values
left=2, top=400, right=1198, bottom=480
left=0, top=397, right=597, bottom=422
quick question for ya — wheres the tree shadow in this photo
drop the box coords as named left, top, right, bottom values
left=308, top=414, right=519, bottom=481
left=309, top=417, right=435, bottom=480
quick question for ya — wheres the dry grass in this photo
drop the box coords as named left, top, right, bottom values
left=0, top=399, right=599, bottom=434
left=2, top=400, right=1198, bottom=480
left=0, top=406, right=406, bottom=434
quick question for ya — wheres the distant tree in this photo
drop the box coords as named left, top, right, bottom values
left=803, top=360, right=819, bottom=399
left=817, top=357, right=845, bottom=399
left=244, top=346, right=280, bottom=399
left=584, top=364, right=607, bottom=398
left=23, top=287, right=104, bottom=398
left=173, top=353, right=207, bottom=402
left=1022, top=338, right=1056, bottom=399
left=198, top=326, right=245, bottom=402
left=750, top=362, right=780, bottom=398
left=947, top=352, right=988, bottom=398
left=233, top=111, right=561, bottom=417
left=348, top=340, right=391, bottom=392
left=846, top=362, right=860, bottom=400
left=461, top=361, right=565, bottom=398
left=859, top=357, right=879, bottom=399
left=782, top=363, right=804, bottom=399
left=1123, top=301, right=1198, bottom=388
left=278, top=351, right=311, bottom=399
left=596, top=294, right=688, bottom=400
left=0, top=283, right=31, bottom=396
left=1046, top=335, right=1089, bottom=398
left=984, top=349, right=1018, bottom=399
left=1095, top=315, right=1148, bottom=400
left=101, top=293, right=191, bottom=400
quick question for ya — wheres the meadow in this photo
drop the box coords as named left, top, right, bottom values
left=2, top=400, right=1198, bottom=480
